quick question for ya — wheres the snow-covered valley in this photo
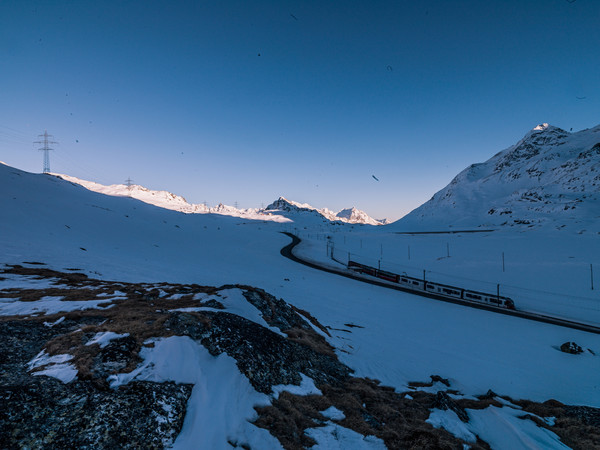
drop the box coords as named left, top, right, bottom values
left=2, top=133, right=600, bottom=450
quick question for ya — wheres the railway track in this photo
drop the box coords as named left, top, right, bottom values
left=280, top=232, right=600, bottom=335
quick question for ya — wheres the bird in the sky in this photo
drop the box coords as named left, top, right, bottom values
left=372, top=175, right=380, bottom=182
left=290, top=13, right=298, bottom=21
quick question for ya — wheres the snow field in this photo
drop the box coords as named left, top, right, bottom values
left=3, top=163, right=600, bottom=448
left=293, top=227, right=600, bottom=325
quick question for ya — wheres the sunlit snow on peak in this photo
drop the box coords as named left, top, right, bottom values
left=533, top=123, right=550, bottom=131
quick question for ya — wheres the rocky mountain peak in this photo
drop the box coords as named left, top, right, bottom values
left=265, top=198, right=384, bottom=225
left=393, top=122, right=600, bottom=231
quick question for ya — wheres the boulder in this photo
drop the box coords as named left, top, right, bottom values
left=560, top=342, right=583, bottom=354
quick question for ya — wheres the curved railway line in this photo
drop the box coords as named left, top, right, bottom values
left=280, top=232, right=600, bottom=335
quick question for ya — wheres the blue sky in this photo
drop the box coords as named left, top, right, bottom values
left=1, top=0, right=598, bottom=220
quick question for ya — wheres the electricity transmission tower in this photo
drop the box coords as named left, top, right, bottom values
left=34, top=130, right=57, bottom=173
left=125, top=177, right=134, bottom=195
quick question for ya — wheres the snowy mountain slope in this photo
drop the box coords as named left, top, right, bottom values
left=336, top=207, right=382, bottom=226
left=393, top=123, right=600, bottom=231
left=2, top=162, right=600, bottom=448
left=54, top=173, right=290, bottom=223
left=265, top=197, right=384, bottom=225
left=55, top=174, right=384, bottom=225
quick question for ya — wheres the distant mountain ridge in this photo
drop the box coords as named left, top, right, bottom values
left=393, top=123, right=600, bottom=231
left=55, top=175, right=384, bottom=225
left=265, top=197, right=385, bottom=225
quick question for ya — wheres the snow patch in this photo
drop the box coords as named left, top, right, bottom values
left=0, top=296, right=116, bottom=316
left=43, top=316, right=65, bottom=327
left=195, top=289, right=286, bottom=337
left=27, top=350, right=77, bottom=383
left=107, top=336, right=281, bottom=449
left=321, top=406, right=345, bottom=421
left=426, top=409, right=476, bottom=443
left=305, top=422, right=386, bottom=449
left=428, top=405, right=569, bottom=449
left=85, top=331, right=130, bottom=348
left=271, top=373, right=322, bottom=399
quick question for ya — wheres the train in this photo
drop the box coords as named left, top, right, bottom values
left=347, top=260, right=515, bottom=310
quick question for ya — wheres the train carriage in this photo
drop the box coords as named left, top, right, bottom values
left=348, top=260, right=515, bottom=310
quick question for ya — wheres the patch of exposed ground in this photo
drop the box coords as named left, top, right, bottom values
left=255, top=378, right=491, bottom=450
left=1, top=266, right=352, bottom=447
left=0, top=318, right=192, bottom=449
left=510, top=398, right=600, bottom=449
left=1, top=265, right=599, bottom=449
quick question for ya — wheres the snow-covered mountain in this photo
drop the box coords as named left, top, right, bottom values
left=265, top=197, right=385, bottom=225
left=336, top=207, right=382, bottom=226
left=54, top=174, right=290, bottom=223
left=394, top=123, right=600, bottom=231
left=55, top=174, right=207, bottom=213
left=56, top=174, right=385, bottom=226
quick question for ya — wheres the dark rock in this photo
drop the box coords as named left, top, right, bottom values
left=92, top=335, right=140, bottom=379
left=201, top=298, right=225, bottom=309
left=0, top=319, right=191, bottom=449
left=564, top=405, right=600, bottom=427
left=434, top=391, right=469, bottom=423
left=165, top=311, right=351, bottom=394
left=560, top=342, right=583, bottom=354
left=240, top=287, right=312, bottom=333
left=481, top=389, right=498, bottom=399
left=430, top=375, right=450, bottom=387
left=0, top=378, right=192, bottom=449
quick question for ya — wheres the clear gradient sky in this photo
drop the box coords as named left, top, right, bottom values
left=1, top=0, right=599, bottom=220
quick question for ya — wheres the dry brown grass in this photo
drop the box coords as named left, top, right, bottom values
left=254, top=391, right=332, bottom=450
left=510, top=399, right=600, bottom=450
left=255, top=376, right=488, bottom=450
left=291, top=305, right=331, bottom=337
left=40, top=295, right=214, bottom=382
left=1, top=266, right=217, bottom=383
left=283, top=327, right=336, bottom=358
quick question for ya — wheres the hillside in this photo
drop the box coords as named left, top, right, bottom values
left=55, top=174, right=384, bottom=226
left=393, top=123, right=600, bottom=231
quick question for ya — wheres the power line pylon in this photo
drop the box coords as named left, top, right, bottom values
left=34, top=130, right=58, bottom=173
left=125, top=177, right=134, bottom=195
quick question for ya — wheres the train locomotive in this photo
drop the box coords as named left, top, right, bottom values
left=347, top=260, right=515, bottom=310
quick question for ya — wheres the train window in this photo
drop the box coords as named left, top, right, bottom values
left=401, top=278, right=408, bottom=282
left=412, top=281, right=419, bottom=285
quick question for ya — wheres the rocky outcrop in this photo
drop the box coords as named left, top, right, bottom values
left=2, top=264, right=599, bottom=449
left=560, top=341, right=584, bottom=354
left=0, top=319, right=191, bottom=449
